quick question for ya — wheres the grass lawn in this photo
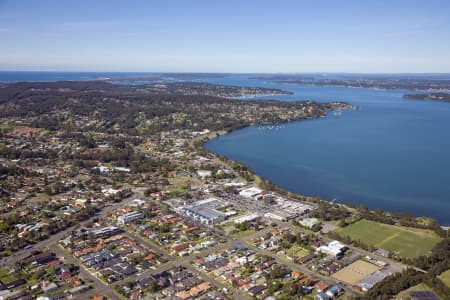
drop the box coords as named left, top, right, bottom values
left=438, top=269, right=450, bottom=288
left=287, top=244, right=310, bottom=260
left=231, top=229, right=256, bottom=238
left=254, top=175, right=263, bottom=185
left=219, top=223, right=240, bottom=235
left=0, top=123, right=12, bottom=131
left=0, top=124, right=25, bottom=131
left=169, top=176, right=191, bottom=186
left=0, top=268, right=20, bottom=284
left=303, top=293, right=315, bottom=300
left=39, top=193, right=52, bottom=200
left=337, top=219, right=442, bottom=258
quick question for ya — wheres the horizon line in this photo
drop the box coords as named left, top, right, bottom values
left=1, top=70, right=450, bottom=75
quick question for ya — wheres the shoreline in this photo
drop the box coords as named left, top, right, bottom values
left=201, top=116, right=449, bottom=229
left=274, top=81, right=450, bottom=93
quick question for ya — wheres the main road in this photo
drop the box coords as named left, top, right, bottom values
left=0, top=188, right=145, bottom=268
left=1, top=185, right=364, bottom=299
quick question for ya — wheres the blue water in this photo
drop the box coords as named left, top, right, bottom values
left=204, top=76, right=450, bottom=225
left=1, top=72, right=449, bottom=224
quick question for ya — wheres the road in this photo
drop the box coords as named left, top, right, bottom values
left=0, top=189, right=145, bottom=268
left=228, top=225, right=362, bottom=296
left=118, top=221, right=362, bottom=298
left=155, top=207, right=364, bottom=296
left=121, top=230, right=172, bottom=258
left=49, top=244, right=121, bottom=300
left=0, top=185, right=396, bottom=299
left=320, top=236, right=412, bottom=274
left=110, top=229, right=247, bottom=298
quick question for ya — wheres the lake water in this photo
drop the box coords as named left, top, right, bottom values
left=1, top=72, right=449, bottom=224
left=204, top=76, right=450, bottom=225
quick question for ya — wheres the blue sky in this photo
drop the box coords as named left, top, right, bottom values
left=0, top=0, right=449, bottom=73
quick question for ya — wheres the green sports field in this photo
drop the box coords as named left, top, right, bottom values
left=337, top=219, right=442, bottom=258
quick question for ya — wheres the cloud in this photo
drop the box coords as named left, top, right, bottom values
left=0, top=28, right=11, bottom=33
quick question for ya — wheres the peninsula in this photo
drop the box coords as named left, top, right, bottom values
left=403, top=93, right=450, bottom=102
left=0, top=80, right=448, bottom=300
left=256, top=74, right=450, bottom=92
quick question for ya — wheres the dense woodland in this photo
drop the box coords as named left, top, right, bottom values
left=403, top=92, right=450, bottom=102
left=365, top=239, right=450, bottom=300
left=0, top=81, right=350, bottom=136
left=253, top=74, right=450, bottom=91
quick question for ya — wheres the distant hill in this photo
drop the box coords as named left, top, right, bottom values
left=403, top=93, right=450, bottom=102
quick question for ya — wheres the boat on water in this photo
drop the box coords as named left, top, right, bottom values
left=258, top=124, right=286, bottom=131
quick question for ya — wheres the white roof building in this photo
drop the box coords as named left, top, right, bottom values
left=197, top=170, right=212, bottom=178
left=239, top=187, right=263, bottom=198
left=317, top=240, right=348, bottom=257
left=179, top=198, right=229, bottom=224
left=264, top=212, right=287, bottom=222
left=117, top=211, right=144, bottom=224
left=299, top=217, right=320, bottom=228
left=318, top=245, right=342, bottom=257
left=114, top=167, right=131, bottom=172
left=101, top=188, right=120, bottom=196
left=234, top=213, right=259, bottom=224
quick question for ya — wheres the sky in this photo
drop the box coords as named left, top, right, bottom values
left=0, top=0, right=450, bottom=73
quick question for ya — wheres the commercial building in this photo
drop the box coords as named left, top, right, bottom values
left=117, top=211, right=144, bottom=224
left=299, top=218, right=320, bottom=229
left=264, top=212, right=288, bottom=222
left=197, top=170, right=212, bottom=178
left=180, top=198, right=230, bottom=224
left=317, top=240, right=348, bottom=258
left=182, top=206, right=224, bottom=224
left=239, top=187, right=263, bottom=198
left=91, top=226, right=123, bottom=238
left=234, top=213, right=260, bottom=224
left=275, top=198, right=315, bottom=215
left=356, top=271, right=388, bottom=292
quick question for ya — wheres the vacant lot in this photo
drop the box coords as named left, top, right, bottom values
left=438, top=269, right=450, bottom=288
left=337, top=219, right=442, bottom=258
left=231, top=229, right=255, bottom=238
left=332, top=260, right=380, bottom=285
left=287, top=245, right=310, bottom=260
